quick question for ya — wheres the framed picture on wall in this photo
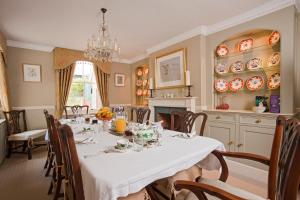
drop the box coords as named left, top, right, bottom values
left=155, top=48, right=186, bottom=89
left=115, top=73, right=125, bottom=87
left=23, top=64, right=42, bottom=82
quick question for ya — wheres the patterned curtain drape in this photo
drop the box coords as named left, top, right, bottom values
left=55, top=64, right=75, bottom=118
left=0, top=51, right=10, bottom=111
left=93, top=65, right=110, bottom=107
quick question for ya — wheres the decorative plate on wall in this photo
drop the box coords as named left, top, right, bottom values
left=268, top=73, right=280, bottom=89
left=215, top=63, right=229, bottom=74
left=268, top=31, right=280, bottom=45
left=238, top=38, right=253, bottom=52
left=247, top=57, right=263, bottom=71
left=230, top=61, right=245, bottom=73
left=246, top=76, right=264, bottom=91
left=143, top=68, right=149, bottom=75
left=136, top=89, right=142, bottom=96
left=136, top=69, right=143, bottom=76
left=216, top=44, right=229, bottom=57
left=142, top=79, right=148, bottom=86
left=229, top=78, right=244, bottom=92
left=136, top=79, right=142, bottom=87
left=268, top=53, right=280, bottom=67
left=215, top=79, right=229, bottom=92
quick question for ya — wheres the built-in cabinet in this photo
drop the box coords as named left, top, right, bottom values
left=204, top=110, right=281, bottom=170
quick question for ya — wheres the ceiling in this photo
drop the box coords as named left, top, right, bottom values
left=0, top=0, right=295, bottom=62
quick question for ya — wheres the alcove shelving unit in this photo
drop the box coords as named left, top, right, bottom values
left=135, top=65, right=150, bottom=106
left=213, top=29, right=281, bottom=113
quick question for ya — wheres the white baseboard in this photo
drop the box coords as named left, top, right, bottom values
left=226, top=160, right=268, bottom=186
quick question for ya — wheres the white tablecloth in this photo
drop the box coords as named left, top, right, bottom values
left=65, top=122, right=225, bottom=200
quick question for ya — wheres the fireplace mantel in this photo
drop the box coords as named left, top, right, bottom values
left=148, top=97, right=198, bottom=122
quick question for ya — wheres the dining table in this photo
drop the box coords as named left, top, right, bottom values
left=60, top=119, right=225, bottom=200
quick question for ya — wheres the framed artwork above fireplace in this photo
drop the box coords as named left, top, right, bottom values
left=155, top=48, right=186, bottom=89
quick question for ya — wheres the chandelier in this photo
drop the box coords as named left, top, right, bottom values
left=84, top=8, right=120, bottom=63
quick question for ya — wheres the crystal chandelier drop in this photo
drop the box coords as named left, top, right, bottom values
left=84, top=8, right=120, bottom=63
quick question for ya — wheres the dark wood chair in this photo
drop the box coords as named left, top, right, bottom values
left=111, top=106, right=125, bottom=113
left=173, top=116, right=300, bottom=200
left=44, top=110, right=64, bottom=200
left=43, top=110, right=55, bottom=177
left=64, top=105, right=89, bottom=119
left=58, top=124, right=85, bottom=200
left=170, top=111, right=208, bottom=136
left=3, top=110, right=46, bottom=159
left=132, top=108, right=151, bottom=124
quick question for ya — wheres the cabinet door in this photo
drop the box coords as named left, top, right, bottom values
left=238, top=125, right=274, bottom=170
left=205, top=121, right=235, bottom=151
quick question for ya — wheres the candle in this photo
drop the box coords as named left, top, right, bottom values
left=149, top=78, right=154, bottom=89
left=186, top=70, right=191, bottom=86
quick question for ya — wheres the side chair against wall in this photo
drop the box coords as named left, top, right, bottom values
left=64, top=105, right=89, bottom=119
left=173, top=116, right=300, bottom=200
left=3, top=110, right=47, bottom=160
left=44, top=110, right=64, bottom=200
left=132, top=107, right=151, bottom=124
left=170, top=111, right=208, bottom=136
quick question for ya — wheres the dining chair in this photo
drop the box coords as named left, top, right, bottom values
left=44, top=110, right=64, bottom=200
left=64, top=105, right=89, bottom=119
left=111, top=106, right=125, bottom=113
left=3, top=110, right=46, bottom=159
left=43, top=110, right=55, bottom=177
left=172, top=116, right=300, bottom=200
left=58, top=124, right=85, bottom=200
left=132, top=107, right=151, bottom=124
left=170, top=111, right=208, bottom=136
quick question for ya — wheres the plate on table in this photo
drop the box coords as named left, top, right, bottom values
left=247, top=57, right=263, bottom=71
left=214, top=79, right=228, bottom=92
left=178, top=132, right=196, bottom=139
left=238, top=38, right=253, bottom=52
left=230, top=61, right=245, bottom=73
left=268, top=53, right=280, bottom=67
left=229, top=78, right=244, bottom=92
left=216, top=44, right=229, bottom=57
left=269, top=31, right=280, bottom=45
left=215, top=63, right=229, bottom=74
left=246, top=76, right=264, bottom=91
left=268, top=73, right=280, bottom=89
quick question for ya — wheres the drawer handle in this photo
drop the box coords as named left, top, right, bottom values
left=216, top=116, right=221, bottom=119
left=227, top=141, right=234, bottom=146
left=255, top=119, right=262, bottom=123
left=237, top=143, right=243, bottom=147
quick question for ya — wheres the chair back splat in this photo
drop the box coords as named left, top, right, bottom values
left=58, top=124, right=85, bottom=200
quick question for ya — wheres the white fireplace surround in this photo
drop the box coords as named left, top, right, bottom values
left=148, top=97, right=197, bottom=122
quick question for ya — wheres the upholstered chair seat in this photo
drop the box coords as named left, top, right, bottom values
left=178, top=177, right=265, bottom=200
left=8, top=129, right=46, bottom=141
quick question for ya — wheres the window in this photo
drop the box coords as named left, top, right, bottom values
left=67, top=61, right=102, bottom=109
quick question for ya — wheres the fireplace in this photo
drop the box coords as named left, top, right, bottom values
left=154, top=107, right=186, bottom=130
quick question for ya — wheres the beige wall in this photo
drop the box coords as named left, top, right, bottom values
left=206, top=6, right=296, bottom=113
left=6, top=47, right=55, bottom=129
left=296, top=12, right=300, bottom=112
left=148, top=36, right=203, bottom=106
left=109, top=62, right=132, bottom=105
left=5, top=47, right=132, bottom=129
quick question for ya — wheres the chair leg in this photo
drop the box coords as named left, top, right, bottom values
left=54, top=176, right=63, bottom=200
left=22, top=141, right=27, bottom=152
left=27, top=139, right=32, bottom=160
left=45, top=153, right=54, bottom=177
left=44, top=144, right=50, bottom=169
left=6, top=141, right=12, bottom=158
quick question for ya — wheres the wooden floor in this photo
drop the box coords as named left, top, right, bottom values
left=0, top=147, right=299, bottom=200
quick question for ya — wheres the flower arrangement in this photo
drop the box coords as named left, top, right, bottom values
left=95, top=107, right=113, bottom=121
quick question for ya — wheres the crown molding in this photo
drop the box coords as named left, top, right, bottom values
left=129, top=53, right=148, bottom=64
left=7, top=40, right=54, bottom=52
left=206, top=0, right=295, bottom=35
left=145, top=0, right=295, bottom=54
left=295, top=0, right=300, bottom=12
left=146, top=25, right=206, bottom=55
